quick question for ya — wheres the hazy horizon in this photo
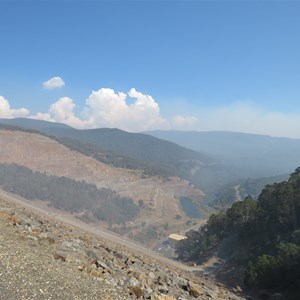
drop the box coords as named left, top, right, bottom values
left=1, top=1, right=300, bottom=138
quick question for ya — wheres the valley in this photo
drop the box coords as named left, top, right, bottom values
left=0, top=126, right=209, bottom=249
left=0, top=192, right=246, bottom=300
left=1, top=119, right=300, bottom=300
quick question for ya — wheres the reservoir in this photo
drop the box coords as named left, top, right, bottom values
left=179, top=197, right=203, bottom=219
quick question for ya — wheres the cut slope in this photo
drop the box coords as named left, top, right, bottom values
left=0, top=118, right=211, bottom=173
left=0, top=129, right=134, bottom=187
left=0, top=128, right=207, bottom=246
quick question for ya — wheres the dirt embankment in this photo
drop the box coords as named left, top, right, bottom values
left=0, top=193, right=246, bottom=300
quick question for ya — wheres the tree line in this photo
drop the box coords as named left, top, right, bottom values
left=0, top=163, right=140, bottom=224
left=0, top=124, right=172, bottom=178
left=176, top=167, right=300, bottom=299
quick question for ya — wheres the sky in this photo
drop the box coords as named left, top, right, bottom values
left=0, top=0, right=300, bottom=138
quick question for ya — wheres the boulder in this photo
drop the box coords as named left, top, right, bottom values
left=188, top=283, right=202, bottom=298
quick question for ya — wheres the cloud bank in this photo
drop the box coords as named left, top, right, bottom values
left=0, top=96, right=29, bottom=118
left=171, top=115, right=199, bottom=129
left=32, top=88, right=169, bottom=132
left=194, top=103, right=300, bottom=139
left=1, top=89, right=300, bottom=139
left=42, top=76, right=65, bottom=89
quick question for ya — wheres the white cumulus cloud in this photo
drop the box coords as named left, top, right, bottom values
left=3, top=90, right=300, bottom=139
left=0, top=96, right=29, bottom=118
left=42, top=76, right=65, bottom=90
left=81, top=88, right=169, bottom=131
left=31, top=97, right=85, bottom=128
left=32, top=88, right=169, bottom=132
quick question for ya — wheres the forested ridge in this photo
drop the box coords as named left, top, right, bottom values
left=176, top=167, right=300, bottom=299
left=53, top=137, right=173, bottom=178
left=0, top=163, right=139, bottom=224
left=0, top=124, right=173, bottom=177
left=211, top=174, right=289, bottom=208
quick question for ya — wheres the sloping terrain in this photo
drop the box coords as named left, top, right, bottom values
left=176, top=168, right=300, bottom=299
left=0, top=129, right=137, bottom=187
left=146, top=130, right=300, bottom=177
left=0, top=118, right=210, bottom=174
left=145, top=130, right=300, bottom=197
left=0, top=128, right=207, bottom=246
left=0, top=196, right=246, bottom=300
left=0, top=117, right=72, bottom=130
left=211, top=174, right=289, bottom=208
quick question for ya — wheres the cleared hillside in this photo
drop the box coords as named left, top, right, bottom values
left=0, top=128, right=207, bottom=247
left=0, top=118, right=210, bottom=173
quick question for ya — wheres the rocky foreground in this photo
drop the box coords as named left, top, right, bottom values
left=0, top=197, right=246, bottom=300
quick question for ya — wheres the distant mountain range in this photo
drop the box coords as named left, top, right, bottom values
left=1, top=118, right=299, bottom=197
left=145, top=130, right=300, bottom=178
left=0, top=118, right=209, bottom=176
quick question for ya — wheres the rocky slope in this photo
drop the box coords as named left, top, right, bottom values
left=0, top=196, right=246, bottom=300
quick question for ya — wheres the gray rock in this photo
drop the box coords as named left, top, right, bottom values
left=39, top=231, right=59, bottom=242
left=86, top=249, right=98, bottom=260
left=105, top=278, right=118, bottom=287
left=60, top=239, right=83, bottom=252
left=127, top=276, right=139, bottom=287
left=95, top=260, right=111, bottom=272
left=27, top=235, right=39, bottom=241
left=177, top=277, right=189, bottom=291
left=24, top=224, right=32, bottom=232
left=117, top=278, right=125, bottom=286
left=148, top=272, right=156, bottom=280
left=202, top=285, right=217, bottom=299
left=158, top=284, right=169, bottom=294
left=144, top=287, right=153, bottom=296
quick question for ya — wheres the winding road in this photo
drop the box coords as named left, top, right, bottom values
left=0, top=189, right=205, bottom=273
left=234, top=185, right=242, bottom=202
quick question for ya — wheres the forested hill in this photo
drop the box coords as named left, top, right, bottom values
left=0, top=123, right=172, bottom=177
left=2, top=118, right=298, bottom=201
left=0, top=118, right=211, bottom=178
left=211, top=174, right=289, bottom=208
left=0, top=118, right=72, bottom=130
left=146, top=130, right=300, bottom=177
left=0, top=163, right=139, bottom=225
left=176, top=167, right=300, bottom=299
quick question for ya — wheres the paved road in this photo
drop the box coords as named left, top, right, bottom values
left=0, top=189, right=205, bottom=273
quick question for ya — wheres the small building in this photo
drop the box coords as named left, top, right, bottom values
left=168, top=233, right=187, bottom=247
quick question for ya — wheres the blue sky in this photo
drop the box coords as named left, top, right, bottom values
left=0, top=0, right=300, bottom=137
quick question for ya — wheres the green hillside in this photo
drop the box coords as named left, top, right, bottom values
left=176, top=167, right=300, bottom=299
left=211, top=174, right=289, bottom=208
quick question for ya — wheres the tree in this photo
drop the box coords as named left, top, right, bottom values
left=226, top=196, right=257, bottom=232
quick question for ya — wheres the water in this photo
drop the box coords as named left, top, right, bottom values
left=179, top=197, right=203, bottom=219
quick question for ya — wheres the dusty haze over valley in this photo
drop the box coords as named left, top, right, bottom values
left=1, top=1, right=300, bottom=299
left=0, top=118, right=300, bottom=299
